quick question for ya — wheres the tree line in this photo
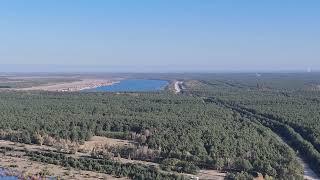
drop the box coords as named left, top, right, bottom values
left=0, top=91, right=304, bottom=179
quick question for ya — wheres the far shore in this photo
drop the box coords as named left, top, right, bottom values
left=16, top=79, right=120, bottom=92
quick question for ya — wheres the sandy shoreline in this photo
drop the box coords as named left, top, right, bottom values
left=17, top=79, right=119, bottom=92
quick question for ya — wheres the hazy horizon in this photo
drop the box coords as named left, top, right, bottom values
left=1, top=1, right=320, bottom=72
left=0, top=64, right=319, bottom=73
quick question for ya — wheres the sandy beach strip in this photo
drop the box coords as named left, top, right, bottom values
left=16, top=79, right=119, bottom=92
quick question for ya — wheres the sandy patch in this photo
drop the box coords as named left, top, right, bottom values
left=298, top=157, right=319, bottom=180
left=79, top=136, right=133, bottom=154
left=174, top=81, right=184, bottom=93
left=17, top=79, right=118, bottom=92
left=197, top=170, right=226, bottom=180
left=0, top=138, right=227, bottom=180
left=0, top=155, right=128, bottom=180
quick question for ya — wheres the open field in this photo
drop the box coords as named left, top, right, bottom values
left=80, top=136, right=133, bottom=151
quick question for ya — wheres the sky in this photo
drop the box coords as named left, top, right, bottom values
left=0, top=0, right=319, bottom=72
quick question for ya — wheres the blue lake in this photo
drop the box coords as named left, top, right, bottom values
left=0, top=168, right=17, bottom=180
left=85, top=79, right=169, bottom=92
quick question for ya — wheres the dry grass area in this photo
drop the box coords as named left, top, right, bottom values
left=77, top=136, right=159, bottom=167
left=196, top=170, right=226, bottom=180
left=182, top=170, right=226, bottom=180
left=0, top=138, right=132, bottom=179
left=0, top=140, right=56, bottom=152
left=81, top=137, right=227, bottom=180
left=0, top=155, right=128, bottom=180
left=0, top=138, right=151, bottom=179
left=80, top=136, right=132, bottom=152
left=0, top=137, right=227, bottom=180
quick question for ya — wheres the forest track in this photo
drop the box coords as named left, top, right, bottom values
left=202, top=97, right=320, bottom=180
left=298, top=157, right=319, bottom=180
left=273, top=132, right=319, bottom=180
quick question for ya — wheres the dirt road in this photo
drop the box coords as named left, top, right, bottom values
left=174, top=81, right=183, bottom=93
left=298, top=157, right=319, bottom=180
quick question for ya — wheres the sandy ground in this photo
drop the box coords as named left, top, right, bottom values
left=84, top=136, right=132, bottom=147
left=174, top=81, right=184, bottom=93
left=0, top=137, right=226, bottom=180
left=197, top=170, right=226, bottom=180
left=274, top=135, right=319, bottom=180
left=17, top=79, right=118, bottom=92
left=81, top=137, right=225, bottom=179
left=79, top=136, right=133, bottom=154
left=298, top=157, right=319, bottom=180
left=0, top=155, right=128, bottom=180
left=0, top=139, right=132, bottom=179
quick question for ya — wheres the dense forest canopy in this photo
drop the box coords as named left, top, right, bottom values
left=184, top=73, right=320, bottom=177
left=0, top=91, right=302, bottom=179
left=1, top=73, right=320, bottom=179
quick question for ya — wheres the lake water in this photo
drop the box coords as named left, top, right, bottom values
left=84, top=79, right=169, bottom=92
left=0, top=168, right=17, bottom=180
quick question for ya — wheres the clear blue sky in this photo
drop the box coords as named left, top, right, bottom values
left=0, top=0, right=319, bottom=72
